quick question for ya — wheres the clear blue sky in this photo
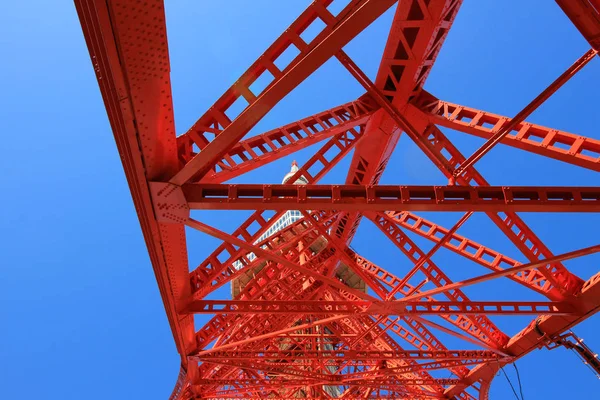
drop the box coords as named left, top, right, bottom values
left=1, top=1, right=599, bottom=399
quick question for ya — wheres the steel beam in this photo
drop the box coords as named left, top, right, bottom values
left=194, top=349, right=501, bottom=361
left=170, top=0, right=397, bottom=184
left=186, top=217, right=377, bottom=302
left=367, top=212, right=509, bottom=348
left=335, top=0, right=463, bottom=245
left=414, top=91, right=600, bottom=172
left=389, top=211, right=577, bottom=298
left=194, top=377, right=460, bottom=386
left=182, top=183, right=600, bottom=212
left=392, top=107, right=585, bottom=297
left=74, top=0, right=195, bottom=365
left=453, top=49, right=598, bottom=175
left=444, top=271, right=600, bottom=398
left=400, top=243, right=600, bottom=302
left=556, top=0, right=600, bottom=50
left=184, top=300, right=574, bottom=316
left=197, top=95, right=377, bottom=183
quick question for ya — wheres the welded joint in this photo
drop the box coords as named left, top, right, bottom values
left=149, top=181, right=190, bottom=224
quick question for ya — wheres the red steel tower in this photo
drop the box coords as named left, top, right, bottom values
left=75, top=0, right=600, bottom=398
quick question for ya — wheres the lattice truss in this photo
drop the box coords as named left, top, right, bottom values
left=75, top=0, right=600, bottom=399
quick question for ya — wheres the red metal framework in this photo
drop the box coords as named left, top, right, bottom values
left=75, top=0, right=600, bottom=399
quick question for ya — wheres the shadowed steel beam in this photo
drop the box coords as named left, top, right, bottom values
left=556, top=0, right=600, bottom=51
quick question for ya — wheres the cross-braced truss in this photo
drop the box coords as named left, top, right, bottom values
left=75, top=0, right=600, bottom=399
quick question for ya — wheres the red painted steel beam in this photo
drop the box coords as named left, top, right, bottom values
left=391, top=211, right=565, bottom=299
left=184, top=299, right=574, bottom=315
left=205, top=385, right=444, bottom=399
left=195, top=310, right=441, bottom=388
left=399, top=243, right=600, bottom=302
left=300, top=210, right=392, bottom=299
left=397, top=108, right=584, bottom=297
left=193, top=264, right=339, bottom=368
left=198, top=95, right=378, bottom=183
left=335, top=392, right=439, bottom=400
left=335, top=0, right=462, bottom=242
left=556, top=0, right=600, bottom=50
left=445, top=271, right=600, bottom=398
left=342, top=360, right=485, bottom=380
left=175, top=0, right=370, bottom=148
left=182, top=183, right=600, bottom=212
left=190, top=241, right=588, bottom=394
left=186, top=126, right=365, bottom=302
left=193, top=377, right=460, bottom=386
left=197, top=357, right=482, bottom=390
left=185, top=217, right=378, bottom=302
left=193, top=261, right=315, bottom=350
left=204, top=359, right=331, bottom=379
left=205, top=398, right=424, bottom=400
left=342, top=359, right=493, bottom=379
left=194, top=314, right=351, bottom=357
left=348, top=251, right=482, bottom=376
left=186, top=209, right=339, bottom=299
left=194, top=349, right=501, bottom=361
left=170, top=7, right=478, bottom=386
left=338, top=51, right=468, bottom=178
left=325, top=273, right=477, bottom=379
left=207, top=318, right=450, bottom=398
left=192, top=288, right=326, bottom=378
left=201, top=398, right=427, bottom=400
left=186, top=129, right=366, bottom=303
left=344, top=0, right=462, bottom=183
left=329, top=316, right=454, bottom=388
left=366, top=212, right=509, bottom=348
left=385, top=212, right=472, bottom=300
left=74, top=0, right=195, bottom=366
left=339, top=284, right=503, bottom=358
left=199, top=362, right=332, bottom=385
left=194, top=273, right=330, bottom=352
left=453, top=49, right=598, bottom=176
left=193, top=264, right=336, bottom=351
left=414, top=91, right=600, bottom=172
left=200, top=381, right=440, bottom=392
left=213, top=357, right=487, bottom=373
left=204, top=386, right=440, bottom=398
left=170, top=0, right=397, bottom=185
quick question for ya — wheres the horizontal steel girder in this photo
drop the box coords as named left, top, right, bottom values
left=194, top=349, right=502, bottom=361
left=177, top=183, right=600, bottom=212
left=193, top=377, right=460, bottom=386
left=183, top=300, right=574, bottom=315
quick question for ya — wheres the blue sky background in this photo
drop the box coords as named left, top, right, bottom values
left=1, top=0, right=599, bottom=398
